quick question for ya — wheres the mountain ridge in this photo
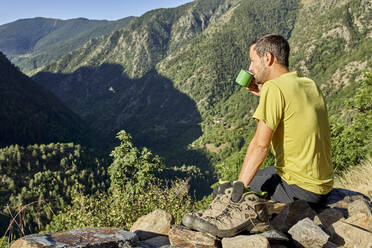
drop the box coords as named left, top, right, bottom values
left=0, top=16, right=134, bottom=74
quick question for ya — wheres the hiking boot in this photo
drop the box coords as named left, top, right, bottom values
left=183, top=181, right=245, bottom=224
left=183, top=192, right=270, bottom=237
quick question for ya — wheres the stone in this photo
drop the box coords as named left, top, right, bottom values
left=313, top=208, right=345, bottom=230
left=130, top=209, right=174, bottom=240
left=347, top=198, right=372, bottom=217
left=221, top=235, right=270, bottom=248
left=10, top=227, right=139, bottom=248
left=260, top=229, right=289, bottom=244
left=344, top=212, right=372, bottom=232
left=326, top=188, right=369, bottom=217
left=328, top=219, right=372, bottom=247
left=139, top=235, right=170, bottom=248
left=271, top=200, right=317, bottom=232
left=168, top=225, right=220, bottom=248
left=326, top=188, right=366, bottom=206
left=288, top=217, right=329, bottom=248
left=322, top=241, right=338, bottom=248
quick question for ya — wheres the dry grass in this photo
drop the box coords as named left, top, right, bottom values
left=334, top=157, right=372, bottom=199
left=205, top=143, right=229, bottom=153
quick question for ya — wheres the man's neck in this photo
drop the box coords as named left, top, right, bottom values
left=267, top=64, right=289, bottom=81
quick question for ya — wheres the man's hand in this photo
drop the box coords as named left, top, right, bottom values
left=247, top=79, right=261, bottom=96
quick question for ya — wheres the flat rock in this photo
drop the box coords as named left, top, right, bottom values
left=328, top=219, right=372, bottom=247
left=347, top=198, right=372, bottom=217
left=130, top=209, right=174, bottom=240
left=326, top=188, right=369, bottom=217
left=260, top=229, right=289, bottom=244
left=344, top=212, right=372, bottom=232
left=271, top=200, right=317, bottom=232
left=314, top=208, right=345, bottom=230
left=168, top=225, right=220, bottom=248
left=221, top=235, right=270, bottom=248
left=10, top=227, right=139, bottom=248
left=139, top=235, right=171, bottom=248
left=288, top=217, right=329, bottom=248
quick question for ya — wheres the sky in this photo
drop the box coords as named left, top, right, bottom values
left=0, top=0, right=193, bottom=25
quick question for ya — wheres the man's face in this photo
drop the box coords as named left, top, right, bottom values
left=249, top=45, right=269, bottom=84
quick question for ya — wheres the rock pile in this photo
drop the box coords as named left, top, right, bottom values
left=10, top=188, right=372, bottom=248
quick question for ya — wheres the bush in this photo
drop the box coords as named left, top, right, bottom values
left=45, top=178, right=194, bottom=232
left=45, top=130, right=199, bottom=232
left=0, top=237, right=11, bottom=248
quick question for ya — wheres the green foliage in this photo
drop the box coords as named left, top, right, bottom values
left=46, top=179, right=193, bottom=232
left=0, top=236, right=11, bottom=248
left=46, top=131, right=194, bottom=232
left=108, top=130, right=164, bottom=193
left=330, top=71, right=372, bottom=174
left=0, top=143, right=108, bottom=239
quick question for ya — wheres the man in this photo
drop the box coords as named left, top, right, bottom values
left=182, top=34, right=333, bottom=237
left=238, top=34, right=333, bottom=207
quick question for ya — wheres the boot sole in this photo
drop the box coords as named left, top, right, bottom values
left=182, top=213, right=267, bottom=238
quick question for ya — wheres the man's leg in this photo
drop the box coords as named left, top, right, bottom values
left=249, top=166, right=294, bottom=203
left=249, top=166, right=277, bottom=192
left=278, top=181, right=330, bottom=208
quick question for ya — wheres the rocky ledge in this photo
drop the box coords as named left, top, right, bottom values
left=11, top=188, right=372, bottom=248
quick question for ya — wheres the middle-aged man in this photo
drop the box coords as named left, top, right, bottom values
left=238, top=34, right=334, bottom=207
left=182, top=34, right=334, bottom=237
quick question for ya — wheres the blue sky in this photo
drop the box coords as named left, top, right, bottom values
left=0, top=0, right=193, bottom=25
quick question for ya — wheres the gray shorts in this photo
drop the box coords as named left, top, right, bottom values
left=249, top=166, right=329, bottom=208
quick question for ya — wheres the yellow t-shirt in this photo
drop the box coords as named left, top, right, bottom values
left=253, top=72, right=333, bottom=194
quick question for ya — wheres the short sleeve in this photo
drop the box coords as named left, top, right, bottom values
left=253, top=81, right=284, bottom=132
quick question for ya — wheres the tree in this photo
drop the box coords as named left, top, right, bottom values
left=330, top=71, right=372, bottom=174
left=108, top=130, right=164, bottom=193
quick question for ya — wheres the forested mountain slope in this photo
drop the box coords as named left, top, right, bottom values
left=0, top=17, right=134, bottom=74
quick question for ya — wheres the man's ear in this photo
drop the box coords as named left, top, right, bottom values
left=264, top=52, right=275, bottom=66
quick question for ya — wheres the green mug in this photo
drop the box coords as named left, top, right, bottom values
left=235, top=69, right=254, bottom=87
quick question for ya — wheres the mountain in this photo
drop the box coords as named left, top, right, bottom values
left=32, top=0, right=371, bottom=179
left=0, top=51, right=98, bottom=147
left=0, top=17, right=134, bottom=74
left=33, top=0, right=233, bottom=170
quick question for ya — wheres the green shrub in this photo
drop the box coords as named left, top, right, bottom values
left=45, top=179, right=194, bottom=232
left=45, top=130, right=197, bottom=232
left=0, top=237, right=11, bottom=248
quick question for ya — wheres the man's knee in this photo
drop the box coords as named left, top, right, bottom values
left=250, top=170, right=280, bottom=194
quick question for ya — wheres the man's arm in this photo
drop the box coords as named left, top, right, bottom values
left=238, top=120, right=273, bottom=187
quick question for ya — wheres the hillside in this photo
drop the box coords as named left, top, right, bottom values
left=33, top=0, right=234, bottom=171
left=0, top=52, right=98, bottom=147
left=0, top=17, right=134, bottom=74
left=32, top=0, right=371, bottom=179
